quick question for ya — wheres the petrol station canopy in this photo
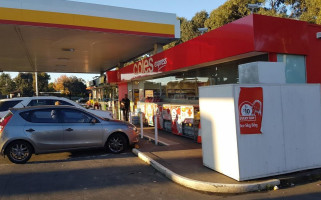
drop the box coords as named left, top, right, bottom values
left=0, top=0, right=180, bottom=74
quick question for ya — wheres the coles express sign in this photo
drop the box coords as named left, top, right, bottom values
left=133, top=57, right=167, bottom=74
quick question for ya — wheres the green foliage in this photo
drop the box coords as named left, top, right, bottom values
left=299, top=0, right=321, bottom=24
left=163, top=0, right=320, bottom=51
left=0, top=73, right=16, bottom=97
left=163, top=18, right=186, bottom=50
left=48, top=82, right=56, bottom=92
left=1, top=72, right=52, bottom=97
left=163, top=12, right=209, bottom=50
left=180, top=11, right=209, bottom=42
left=192, top=10, right=209, bottom=29
left=62, top=76, right=87, bottom=97
left=33, top=72, right=51, bottom=92
left=257, top=0, right=302, bottom=18
left=205, top=0, right=264, bottom=30
left=14, top=73, right=34, bottom=97
left=284, top=0, right=303, bottom=18
left=258, top=0, right=321, bottom=24
left=163, top=40, right=179, bottom=50
left=180, top=17, right=197, bottom=42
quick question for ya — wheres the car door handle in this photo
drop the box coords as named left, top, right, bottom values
left=65, top=128, right=73, bottom=131
left=26, top=128, right=35, bottom=132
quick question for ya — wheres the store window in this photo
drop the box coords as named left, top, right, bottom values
left=136, top=54, right=268, bottom=103
left=139, top=61, right=241, bottom=103
left=277, top=54, right=306, bottom=83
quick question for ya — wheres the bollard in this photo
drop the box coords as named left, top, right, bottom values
left=154, top=115, right=158, bottom=145
left=140, top=112, right=144, bottom=139
left=129, top=112, right=132, bottom=124
left=120, top=110, right=123, bottom=121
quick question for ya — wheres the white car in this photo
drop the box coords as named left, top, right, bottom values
left=0, top=96, right=113, bottom=120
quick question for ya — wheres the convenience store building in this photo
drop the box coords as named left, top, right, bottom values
left=91, top=14, right=321, bottom=141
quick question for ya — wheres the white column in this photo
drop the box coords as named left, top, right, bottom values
left=140, top=112, right=144, bottom=139
left=129, top=112, right=132, bottom=123
left=154, top=115, right=158, bottom=145
left=35, top=72, right=38, bottom=96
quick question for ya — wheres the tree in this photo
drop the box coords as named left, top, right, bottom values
left=163, top=12, right=209, bottom=50
left=48, top=82, right=56, bottom=92
left=53, top=75, right=86, bottom=97
left=256, top=0, right=321, bottom=24
left=257, top=0, right=304, bottom=18
left=53, top=75, right=69, bottom=94
left=0, top=73, right=16, bottom=97
left=180, top=17, right=197, bottom=42
left=14, top=73, right=34, bottom=97
left=33, top=72, right=51, bottom=93
left=299, top=0, right=321, bottom=24
left=164, top=0, right=319, bottom=50
left=63, top=76, right=87, bottom=98
left=205, top=0, right=265, bottom=30
left=191, top=10, right=209, bottom=31
left=176, top=12, right=209, bottom=43
left=163, top=17, right=186, bottom=50
left=284, top=0, right=304, bottom=18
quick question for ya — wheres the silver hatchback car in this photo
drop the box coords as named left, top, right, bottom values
left=0, top=105, right=139, bottom=164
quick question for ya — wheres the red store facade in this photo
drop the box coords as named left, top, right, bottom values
left=100, top=14, right=321, bottom=141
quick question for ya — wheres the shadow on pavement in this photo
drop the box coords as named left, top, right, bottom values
left=0, top=148, right=133, bottom=165
left=0, top=162, right=167, bottom=197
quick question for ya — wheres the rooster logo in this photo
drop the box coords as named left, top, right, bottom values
left=252, top=100, right=262, bottom=116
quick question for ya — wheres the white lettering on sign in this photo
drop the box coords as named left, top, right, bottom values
left=133, top=57, right=168, bottom=74
left=133, top=58, right=154, bottom=74
left=154, top=58, right=167, bottom=71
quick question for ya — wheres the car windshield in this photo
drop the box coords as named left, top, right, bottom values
left=0, top=100, right=22, bottom=111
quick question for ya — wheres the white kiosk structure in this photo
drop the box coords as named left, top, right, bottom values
left=199, top=62, right=321, bottom=181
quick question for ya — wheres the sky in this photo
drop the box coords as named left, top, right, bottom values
left=5, top=0, right=226, bottom=83
left=71, top=0, right=224, bottom=20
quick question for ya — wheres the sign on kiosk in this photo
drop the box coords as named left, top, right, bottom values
left=238, top=87, right=263, bottom=134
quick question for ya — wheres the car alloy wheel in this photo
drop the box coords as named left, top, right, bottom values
left=6, top=141, right=32, bottom=164
left=107, top=134, right=127, bottom=153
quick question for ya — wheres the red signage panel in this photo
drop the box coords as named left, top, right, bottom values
left=238, top=87, right=263, bottom=134
left=106, top=71, right=119, bottom=83
left=118, top=15, right=257, bottom=82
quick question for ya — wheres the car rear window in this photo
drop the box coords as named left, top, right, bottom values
left=20, top=109, right=60, bottom=123
left=27, top=99, right=73, bottom=106
left=20, top=111, right=31, bottom=122
left=56, top=100, right=73, bottom=106
left=0, top=100, right=22, bottom=111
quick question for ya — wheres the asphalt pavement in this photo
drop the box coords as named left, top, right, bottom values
left=0, top=128, right=320, bottom=199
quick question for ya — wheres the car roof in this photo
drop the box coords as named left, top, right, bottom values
left=10, top=105, right=77, bottom=112
left=0, top=96, right=68, bottom=102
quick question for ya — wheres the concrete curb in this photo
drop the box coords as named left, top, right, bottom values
left=132, top=148, right=280, bottom=194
